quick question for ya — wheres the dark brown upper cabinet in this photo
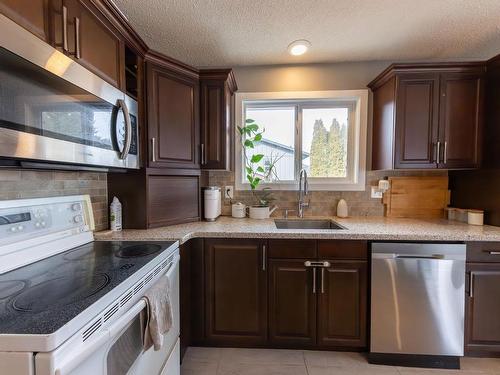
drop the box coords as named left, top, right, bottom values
left=199, top=69, right=237, bottom=170
left=369, top=63, right=485, bottom=170
left=0, top=0, right=50, bottom=42
left=146, top=60, right=200, bottom=169
left=439, top=73, right=484, bottom=169
left=49, top=0, right=124, bottom=89
left=204, top=239, right=268, bottom=345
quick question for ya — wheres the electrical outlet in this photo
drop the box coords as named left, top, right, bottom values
left=224, top=186, right=234, bottom=199
left=371, top=186, right=383, bottom=199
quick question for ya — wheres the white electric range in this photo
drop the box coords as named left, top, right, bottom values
left=0, top=195, right=180, bottom=375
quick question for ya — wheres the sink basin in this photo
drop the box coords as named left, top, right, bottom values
left=274, top=219, right=346, bottom=230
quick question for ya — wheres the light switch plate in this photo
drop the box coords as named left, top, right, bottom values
left=224, top=186, right=234, bottom=199
left=371, top=186, right=383, bottom=199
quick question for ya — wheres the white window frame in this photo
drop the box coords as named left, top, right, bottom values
left=235, top=90, right=368, bottom=191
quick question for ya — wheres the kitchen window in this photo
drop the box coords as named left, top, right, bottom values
left=235, top=90, right=368, bottom=191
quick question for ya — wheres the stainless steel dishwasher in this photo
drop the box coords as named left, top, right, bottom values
left=369, top=242, right=466, bottom=369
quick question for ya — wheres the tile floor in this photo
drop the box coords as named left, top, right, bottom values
left=181, top=347, right=500, bottom=375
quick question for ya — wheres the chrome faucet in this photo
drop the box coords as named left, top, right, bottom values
left=298, top=169, right=309, bottom=218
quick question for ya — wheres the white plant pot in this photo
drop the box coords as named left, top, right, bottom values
left=249, top=205, right=277, bottom=220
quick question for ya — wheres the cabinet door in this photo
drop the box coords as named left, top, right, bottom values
left=465, top=263, right=500, bottom=354
left=147, top=174, right=200, bottom=228
left=205, top=239, right=267, bottom=345
left=62, top=0, right=123, bottom=88
left=269, top=259, right=316, bottom=347
left=0, top=0, right=49, bottom=41
left=394, top=73, right=440, bottom=169
left=147, top=62, right=200, bottom=169
left=317, top=261, right=367, bottom=348
left=200, top=81, right=230, bottom=169
left=439, top=73, right=483, bottom=169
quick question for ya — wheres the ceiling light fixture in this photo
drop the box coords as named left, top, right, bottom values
left=287, top=40, right=311, bottom=56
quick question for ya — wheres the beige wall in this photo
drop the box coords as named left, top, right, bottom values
left=233, top=61, right=392, bottom=92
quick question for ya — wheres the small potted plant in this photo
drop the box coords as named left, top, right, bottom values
left=238, top=119, right=282, bottom=219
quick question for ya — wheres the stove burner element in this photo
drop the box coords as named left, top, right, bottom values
left=11, top=274, right=110, bottom=313
left=0, top=280, right=26, bottom=299
left=116, top=244, right=162, bottom=258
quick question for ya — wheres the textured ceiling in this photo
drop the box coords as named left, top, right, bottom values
left=112, top=0, right=500, bottom=67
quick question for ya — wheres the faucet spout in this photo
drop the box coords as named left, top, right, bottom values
left=298, top=169, right=309, bottom=218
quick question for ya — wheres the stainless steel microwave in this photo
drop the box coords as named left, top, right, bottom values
left=0, top=14, right=139, bottom=170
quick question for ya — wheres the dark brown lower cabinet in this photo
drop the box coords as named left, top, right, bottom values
left=466, top=262, right=500, bottom=356
left=267, top=240, right=368, bottom=350
left=318, top=261, right=367, bottom=348
left=268, top=259, right=316, bottom=347
left=185, top=239, right=368, bottom=352
left=204, top=239, right=268, bottom=345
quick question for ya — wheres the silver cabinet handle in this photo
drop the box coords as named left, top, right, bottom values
left=151, top=138, right=156, bottom=162
left=312, top=267, right=316, bottom=294
left=436, top=141, right=441, bottom=164
left=262, top=244, right=266, bottom=271
left=117, top=99, right=132, bottom=160
left=487, top=251, right=500, bottom=255
left=74, top=17, right=81, bottom=59
left=62, top=5, right=69, bottom=52
left=469, top=272, right=474, bottom=298
left=443, top=141, right=448, bottom=164
left=200, top=143, right=205, bottom=165
left=321, top=267, right=325, bottom=294
left=304, top=261, right=331, bottom=268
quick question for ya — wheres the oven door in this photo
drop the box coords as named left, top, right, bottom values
left=35, top=254, right=180, bottom=375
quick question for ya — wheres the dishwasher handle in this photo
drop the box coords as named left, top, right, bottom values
left=373, top=253, right=446, bottom=260
left=396, top=254, right=445, bottom=260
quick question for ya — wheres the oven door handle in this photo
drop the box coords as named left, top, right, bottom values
left=54, top=299, right=146, bottom=375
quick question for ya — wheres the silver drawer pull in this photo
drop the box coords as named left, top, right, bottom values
left=304, top=261, right=331, bottom=268
left=487, top=251, right=500, bottom=255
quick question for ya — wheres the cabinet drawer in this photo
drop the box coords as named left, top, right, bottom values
left=268, top=240, right=316, bottom=259
left=318, top=240, right=368, bottom=260
left=467, top=242, right=500, bottom=263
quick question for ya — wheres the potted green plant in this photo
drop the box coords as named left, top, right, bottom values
left=238, top=118, right=282, bottom=219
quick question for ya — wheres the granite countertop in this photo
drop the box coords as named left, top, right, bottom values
left=95, top=216, right=500, bottom=244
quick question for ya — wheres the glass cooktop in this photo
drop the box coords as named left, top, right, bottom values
left=0, top=240, right=175, bottom=335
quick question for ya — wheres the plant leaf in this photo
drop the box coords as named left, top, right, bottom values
left=246, top=124, right=258, bottom=132
left=244, top=139, right=254, bottom=148
left=246, top=167, right=253, bottom=175
left=256, top=166, right=265, bottom=173
left=246, top=174, right=253, bottom=184
left=245, top=118, right=255, bottom=124
left=237, top=126, right=243, bottom=134
left=251, top=154, right=264, bottom=163
left=254, top=133, right=262, bottom=142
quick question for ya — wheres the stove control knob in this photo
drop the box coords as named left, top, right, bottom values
left=73, top=215, right=83, bottom=224
left=71, top=203, right=82, bottom=212
left=10, top=226, right=17, bottom=232
left=35, top=222, right=41, bottom=228
left=17, top=225, right=23, bottom=231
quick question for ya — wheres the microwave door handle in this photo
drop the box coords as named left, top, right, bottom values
left=117, top=99, right=132, bottom=160
left=54, top=299, right=146, bottom=375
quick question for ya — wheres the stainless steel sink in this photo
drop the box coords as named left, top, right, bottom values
left=274, top=219, right=346, bottom=230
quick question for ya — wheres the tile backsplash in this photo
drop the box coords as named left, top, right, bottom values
left=208, top=169, right=448, bottom=217
left=0, top=170, right=108, bottom=230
